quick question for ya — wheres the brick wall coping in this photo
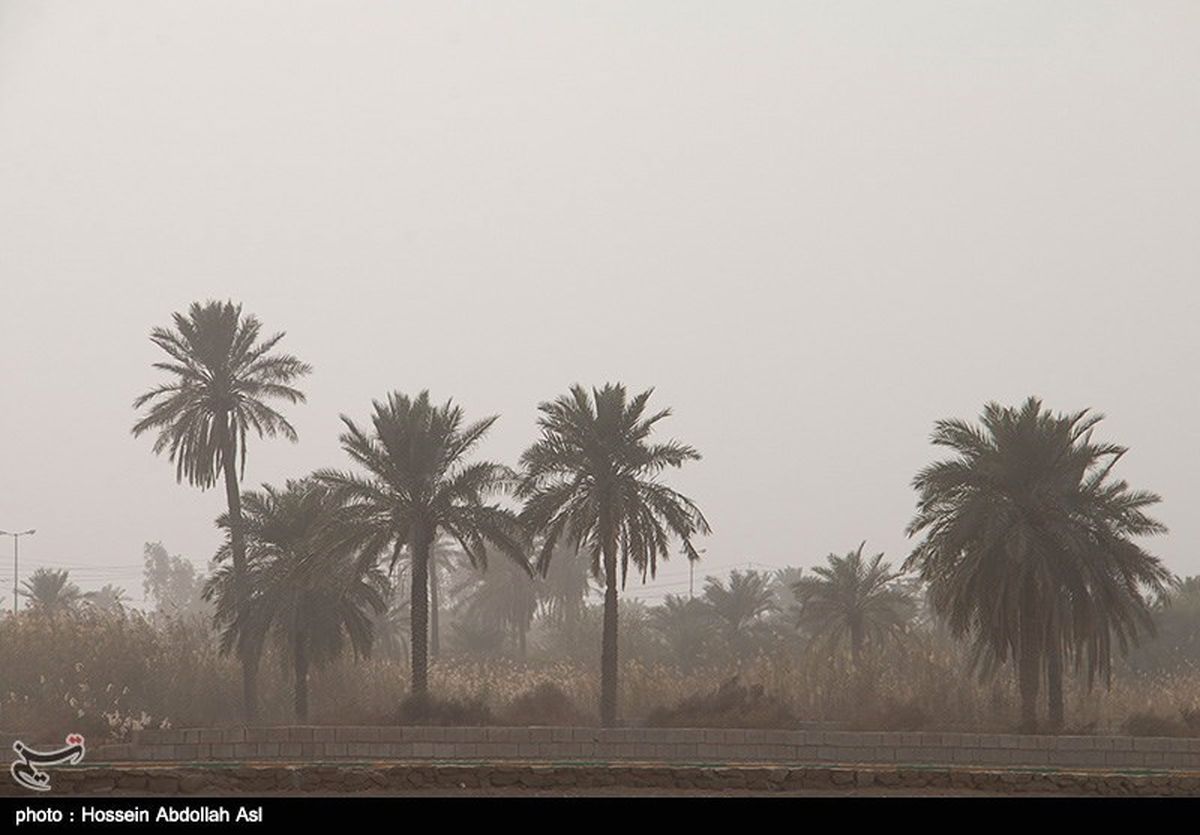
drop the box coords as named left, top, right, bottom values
left=82, top=726, right=1200, bottom=771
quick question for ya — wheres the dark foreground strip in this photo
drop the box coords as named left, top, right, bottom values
left=6, top=795, right=1198, bottom=833
left=3, top=761, right=1200, bottom=797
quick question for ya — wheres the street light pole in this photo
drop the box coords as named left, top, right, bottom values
left=0, top=529, right=36, bottom=615
left=689, top=548, right=707, bottom=599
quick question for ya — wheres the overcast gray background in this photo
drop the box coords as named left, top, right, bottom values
left=1, top=1, right=1196, bottom=606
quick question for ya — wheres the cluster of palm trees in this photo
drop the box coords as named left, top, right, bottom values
left=132, top=301, right=708, bottom=726
left=15, top=568, right=128, bottom=616
left=639, top=554, right=914, bottom=670
left=130, top=300, right=1170, bottom=731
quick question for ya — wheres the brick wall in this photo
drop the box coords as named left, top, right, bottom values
left=89, top=727, right=1200, bottom=770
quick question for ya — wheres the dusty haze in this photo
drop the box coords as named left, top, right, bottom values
left=1, top=1, right=1197, bottom=606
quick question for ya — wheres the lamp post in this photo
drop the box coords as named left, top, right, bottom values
left=689, top=548, right=707, bottom=599
left=0, top=529, right=35, bottom=615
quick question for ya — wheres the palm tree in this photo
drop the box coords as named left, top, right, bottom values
left=316, top=391, right=527, bottom=704
left=205, top=479, right=389, bottom=721
left=83, top=584, right=129, bottom=613
left=428, top=537, right=459, bottom=658
left=793, top=544, right=914, bottom=665
left=453, top=553, right=540, bottom=658
left=649, top=594, right=717, bottom=669
left=536, top=539, right=596, bottom=651
left=372, top=585, right=413, bottom=664
left=19, top=568, right=81, bottom=617
left=132, top=300, right=310, bottom=720
left=517, top=383, right=710, bottom=726
left=388, top=536, right=460, bottom=659
left=905, top=397, right=1171, bottom=731
left=702, top=570, right=777, bottom=656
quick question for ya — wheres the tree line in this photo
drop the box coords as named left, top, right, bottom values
left=126, top=300, right=1170, bottom=731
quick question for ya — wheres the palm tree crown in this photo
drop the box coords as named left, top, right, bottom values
left=517, top=384, right=710, bottom=581
left=702, top=569, right=777, bottom=654
left=20, top=568, right=82, bottom=617
left=132, top=300, right=310, bottom=487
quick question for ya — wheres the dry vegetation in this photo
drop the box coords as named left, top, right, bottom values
left=4, top=607, right=1198, bottom=742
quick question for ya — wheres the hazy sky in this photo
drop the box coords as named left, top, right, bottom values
left=1, top=1, right=1197, bottom=606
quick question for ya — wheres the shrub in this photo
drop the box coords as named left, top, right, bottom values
left=396, top=694, right=493, bottom=726
left=1122, top=712, right=1190, bottom=737
left=645, top=676, right=795, bottom=729
left=501, top=683, right=590, bottom=726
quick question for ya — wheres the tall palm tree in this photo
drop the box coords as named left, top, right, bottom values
left=316, top=391, right=527, bottom=703
left=702, top=570, right=777, bottom=656
left=132, top=300, right=310, bottom=720
left=905, top=397, right=1170, bottom=730
left=517, top=383, right=710, bottom=726
left=205, top=479, right=389, bottom=721
left=793, top=544, right=914, bottom=665
left=19, top=568, right=81, bottom=617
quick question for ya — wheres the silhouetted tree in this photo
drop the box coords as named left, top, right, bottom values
left=536, top=539, right=595, bottom=650
left=649, top=594, right=717, bottom=669
left=20, top=568, right=81, bottom=617
left=83, top=584, right=129, bottom=614
left=517, top=384, right=709, bottom=725
left=793, top=544, right=913, bottom=665
left=142, top=542, right=210, bottom=620
left=317, top=391, right=527, bottom=704
left=132, top=300, right=310, bottom=720
left=906, top=397, right=1170, bottom=730
left=702, top=570, right=776, bottom=656
left=206, top=479, right=388, bottom=721
left=453, top=553, right=539, bottom=658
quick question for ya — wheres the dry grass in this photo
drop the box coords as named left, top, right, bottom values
left=4, top=609, right=1200, bottom=739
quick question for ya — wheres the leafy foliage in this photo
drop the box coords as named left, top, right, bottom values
left=905, top=397, right=1171, bottom=728
left=131, top=300, right=310, bottom=487
left=793, top=544, right=914, bottom=662
left=19, top=569, right=82, bottom=617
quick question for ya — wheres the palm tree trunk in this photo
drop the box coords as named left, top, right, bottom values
left=294, top=636, right=309, bottom=722
left=518, top=623, right=527, bottom=661
left=429, top=557, right=440, bottom=659
left=410, top=529, right=431, bottom=702
left=1047, top=637, right=1064, bottom=730
left=219, top=422, right=258, bottom=723
left=600, top=513, right=619, bottom=727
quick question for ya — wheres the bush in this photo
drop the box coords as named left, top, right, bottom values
left=397, top=694, right=493, bottom=726
left=645, top=676, right=795, bottom=729
left=1122, top=711, right=1190, bottom=737
left=500, top=683, right=590, bottom=726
